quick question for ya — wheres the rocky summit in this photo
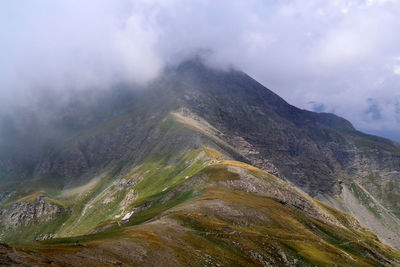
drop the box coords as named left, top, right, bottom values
left=0, top=59, right=399, bottom=266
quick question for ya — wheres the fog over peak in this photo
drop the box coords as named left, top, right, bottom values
left=1, top=0, right=400, bottom=140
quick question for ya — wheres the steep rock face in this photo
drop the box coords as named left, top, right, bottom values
left=172, top=61, right=400, bottom=210
left=4, top=60, right=399, bottom=206
left=169, top=60, right=400, bottom=248
left=174, top=60, right=398, bottom=196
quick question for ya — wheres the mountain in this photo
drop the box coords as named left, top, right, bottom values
left=0, top=59, right=399, bottom=266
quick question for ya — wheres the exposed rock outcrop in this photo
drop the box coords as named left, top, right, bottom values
left=0, top=196, right=64, bottom=229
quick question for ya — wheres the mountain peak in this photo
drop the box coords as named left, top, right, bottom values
left=0, top=56, right=400, bottom=261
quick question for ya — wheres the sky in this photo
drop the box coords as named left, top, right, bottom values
left=1, top=0, right=400, bottom=140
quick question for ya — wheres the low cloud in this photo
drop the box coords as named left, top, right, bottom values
left=1, top=0, right=400, bottom=140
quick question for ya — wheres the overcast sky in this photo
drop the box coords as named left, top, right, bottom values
left=1, top=0, right=400, bottom=140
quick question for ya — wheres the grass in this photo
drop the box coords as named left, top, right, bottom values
left=0, top=113, right=222, bottom=244
left=203, top=146, right=223, bottom=158
left=56, top=164, right=124, bottom=237
left=132, top=149, right=206, bottom=203
left=349, top=183, right=382, bottom=219
left=203, top=165, right=241, bottom=182
left=315, top=200, right=359, bottom=229
left=2, top=156, right=398, bottom=266
left=169, top=186, right=390, bottom=266
left=0, top=111, right=398, bottom=265
left=30, top=147, right=209, bottom=239
left=125, top=190, right=197, bottom=226
left=0, top=174, right=65, bottom=207
left=359, top=172, right=400, bottom=217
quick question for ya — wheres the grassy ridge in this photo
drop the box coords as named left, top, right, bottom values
left=13, top=160, right=398, bottom=265
left=0, top=111, right=398, bottom=265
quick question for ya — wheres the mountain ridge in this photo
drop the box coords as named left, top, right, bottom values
left=1, top=148, right=399, bottom=265
left=0, top=59, right=399, bottom=265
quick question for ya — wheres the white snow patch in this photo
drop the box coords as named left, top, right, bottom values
left=122, top=211, right=134, bottom=221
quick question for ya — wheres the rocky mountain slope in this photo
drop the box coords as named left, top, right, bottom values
left=1, top=148, right=399, bottom=266
left=0, top=59, right=399, bottom=265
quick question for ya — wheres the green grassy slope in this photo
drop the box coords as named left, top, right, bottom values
left=0, top=113, right=399, bottom=266
left=3, top=158, right=398, bottom=266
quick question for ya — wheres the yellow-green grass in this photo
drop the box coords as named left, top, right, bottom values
left=2, top=148, right=397, bottom=265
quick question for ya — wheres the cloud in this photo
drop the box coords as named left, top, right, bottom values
left=1, top=0, right=400, bottom=140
